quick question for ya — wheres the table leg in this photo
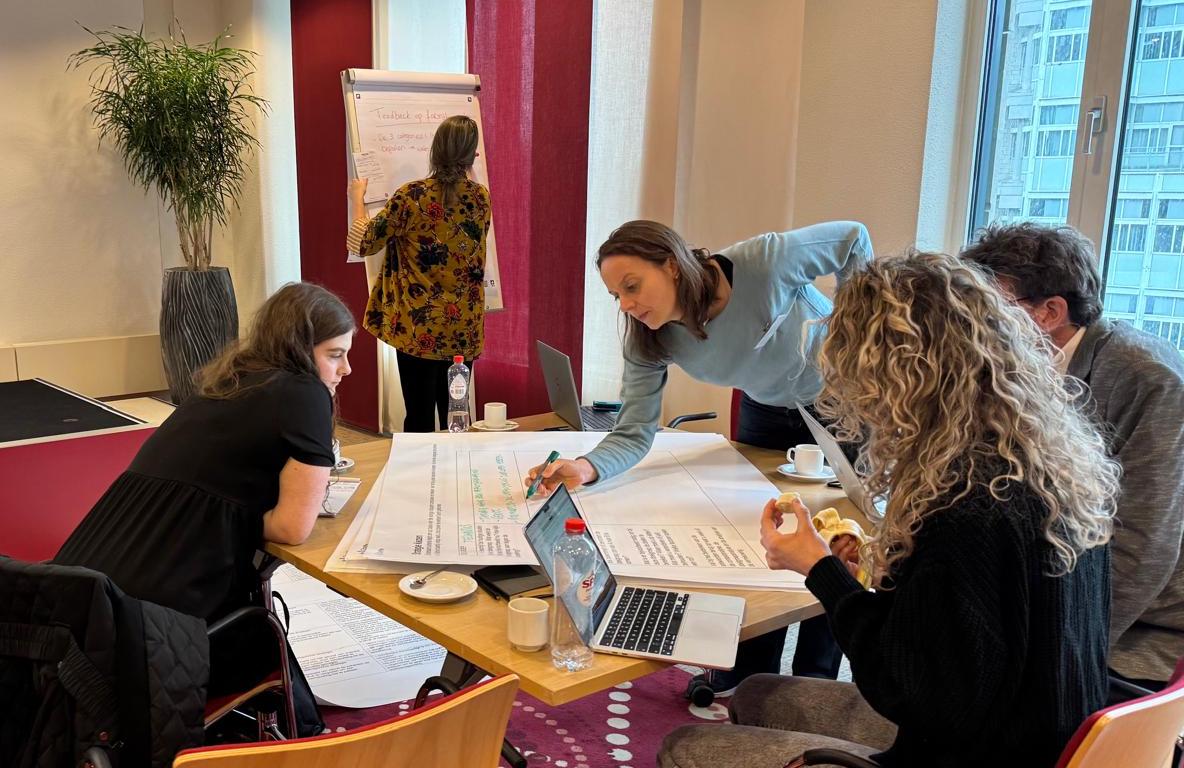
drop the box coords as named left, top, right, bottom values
left=439, top=651, right=486, bottom=687
left=427, top=652, right=526, bottom=768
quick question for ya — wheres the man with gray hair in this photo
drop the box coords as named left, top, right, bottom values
left=963, top=222, right=1184, bottom=691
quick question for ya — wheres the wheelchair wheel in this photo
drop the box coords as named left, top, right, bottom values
left=685, top=673, right=716, bottom=708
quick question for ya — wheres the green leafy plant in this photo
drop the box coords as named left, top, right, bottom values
left=69, top=26, right=268, bottom=270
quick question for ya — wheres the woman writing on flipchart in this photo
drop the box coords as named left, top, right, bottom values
left=347, top=115, right=492, bottom=432
left=524, top=219, right=874, bottom=696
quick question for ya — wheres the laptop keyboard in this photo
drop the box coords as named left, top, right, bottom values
left=579, top=407, right=617, bottom=431
left=599, top=587, right=689, bottom=657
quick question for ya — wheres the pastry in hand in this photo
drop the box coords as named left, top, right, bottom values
left=812, top=507, right=872, bottom=588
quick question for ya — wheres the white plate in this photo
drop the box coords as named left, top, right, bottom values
left=333, top=456, right=355, bottom=472
left=398, top=571, right=478, bottom=603
left=776, top=463, right=836, bottom=483
left=471, top=419, right=519, bottom=432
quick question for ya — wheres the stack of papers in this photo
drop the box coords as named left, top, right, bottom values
left=319, top=477, right=362, bottom=517
left=325, top=433, right=807, bottom=592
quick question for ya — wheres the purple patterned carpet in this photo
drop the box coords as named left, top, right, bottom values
left=321, top=666, right=729, bottom=767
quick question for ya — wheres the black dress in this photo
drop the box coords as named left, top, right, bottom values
left=56, top=370, right=334, bottom=619
left=55, top=371, right=335, bottom=718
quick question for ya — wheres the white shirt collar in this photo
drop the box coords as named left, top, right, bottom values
left=1054, top=326, right=1087, bottom=375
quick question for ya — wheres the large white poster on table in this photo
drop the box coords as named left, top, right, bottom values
left=341, top=432, right=805, bottom=591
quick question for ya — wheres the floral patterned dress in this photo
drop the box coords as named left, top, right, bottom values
left=347, top=177, right=491, bottom=360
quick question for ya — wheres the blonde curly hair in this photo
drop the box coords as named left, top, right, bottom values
left=816, top=251, right=1118, bottom=578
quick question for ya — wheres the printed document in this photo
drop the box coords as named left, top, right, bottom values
left=358, top=432, right=805, bottom=590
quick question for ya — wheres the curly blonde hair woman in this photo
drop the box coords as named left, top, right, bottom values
left=660, top=252, right=1119, bottom=768
left=818, top=250, right=1118, bottom=579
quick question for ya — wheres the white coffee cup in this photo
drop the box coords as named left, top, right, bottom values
left=507, top=597, right=549, bottom=652
left=788, top=444, right=825, bottom=475
left=331, top=438, right=342, bottom=467
left=485, top=402, right=508, bottom=428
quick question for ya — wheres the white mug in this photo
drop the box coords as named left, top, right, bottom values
left=485, top=402, right=508, bottom=428
left=788, top=444, right=825, bottom=475
left=331, top=438, right=342, bottom=467
left=507, top=597, right=549, bottom=652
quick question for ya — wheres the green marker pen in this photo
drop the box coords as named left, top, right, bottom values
left=525, top=450, right=561, bottom=499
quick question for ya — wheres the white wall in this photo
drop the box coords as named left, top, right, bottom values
left=0, top=1, right=162, bottom=346
left=0, top=0, right=298, bottom=394
left=794, top=0, right=941, bottom=257
left=661, top=0, right=806, bottom=432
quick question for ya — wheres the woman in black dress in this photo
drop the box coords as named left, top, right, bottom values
left=55, top=282, right=354, bottom=734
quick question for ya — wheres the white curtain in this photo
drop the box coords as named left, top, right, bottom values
left=583, top=0, right=806, bottom=436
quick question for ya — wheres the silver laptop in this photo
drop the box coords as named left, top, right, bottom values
left=797, top=405, right=887, bottom=518
left=536, top=340, right=617, bottom=431
left=524, top=485, right=744, bottom=669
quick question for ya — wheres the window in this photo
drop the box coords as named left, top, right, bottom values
left=1117, top=198, right=1151, bottom=218
left=1145, top=295, right=1184, bottom=316
left=970, top=1, right=1092, bottom=230
left=1142, top=320, right=1184, bottom=351
left=1036, top=128, right=1077, bottom=156
left=1155, top=224, right=1184, bottom=253
left=1131, top=101, right=1184, bottom=122
left=1039, top=104, right=1079, bottom=124
left=1051, top=6, right=1089, bottom=29
left=1112, top=222, right=1148, bottom=251
left=1161, top=199, right=1184, bottom=219
left=1104, top=292, right=1139, bottom=313
left=1047, top=32, right=1087, bottom=64
left=971, top=0, right=1184, bottom=358
left=1145, top=3, right=1184, bottom=28
left=1141, top=29, right=1184, bottom=61
left=1029, top=197, right=1069, bottom=217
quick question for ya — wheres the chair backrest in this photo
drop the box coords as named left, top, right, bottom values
left=173, top=675, right=520, bottom=768
left=1056, top=660, right=1184, bottom=768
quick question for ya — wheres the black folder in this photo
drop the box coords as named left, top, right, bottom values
left=471, top=564, right=550, bottom=599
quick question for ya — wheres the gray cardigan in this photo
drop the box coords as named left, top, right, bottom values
left=1069, top=319, right=1184, bottom=682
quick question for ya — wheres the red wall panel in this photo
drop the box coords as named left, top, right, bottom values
left=291, top=0, right=379, bottom=431
left=0, top=428, right=156, bottom=561
left=467, top=0, right=593, bottom=416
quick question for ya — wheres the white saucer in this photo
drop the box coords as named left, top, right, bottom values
left=777, top=463, right=836, bottom=483
left=471, top=419, right=519, bottom=432
left=398, top=571, right=478, bottom=603
left=333, top=457, right=355, bottom=472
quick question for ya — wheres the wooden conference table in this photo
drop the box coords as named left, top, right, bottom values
left=266, top=412, right=860, bottom=706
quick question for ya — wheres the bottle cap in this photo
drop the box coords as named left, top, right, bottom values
left=564, top=518, right=586, bottom=534
left=453, top=355, right=464, bottom=364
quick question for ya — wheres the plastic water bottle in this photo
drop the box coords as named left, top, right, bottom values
left=551, top=518, right=595, bottom=671
left=446, top=355, right=470, bottom=433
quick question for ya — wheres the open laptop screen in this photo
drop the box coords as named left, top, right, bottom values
left=523, top=485, right=617, bottom=643
left=796, top=405, right=887, bottom=517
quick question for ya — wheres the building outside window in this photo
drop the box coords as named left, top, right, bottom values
left=973, top=0, right=1184, bottom=355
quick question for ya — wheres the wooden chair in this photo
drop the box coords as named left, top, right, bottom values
left=1053, top=661, right=1184, bottom=768
left=173, top=675, right=519, bottom=768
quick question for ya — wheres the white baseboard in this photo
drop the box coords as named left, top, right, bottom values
left=11, top=334, right=166, bottom=399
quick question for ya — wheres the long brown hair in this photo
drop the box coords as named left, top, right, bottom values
left=429, top=115, right=479, bottom=208
left=596, top=220, right=720, bottom=363
left=817, top=252, right=1118, bottom=578
left=197, top=282, right=356, bottom=399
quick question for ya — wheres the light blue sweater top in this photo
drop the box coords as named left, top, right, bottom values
left=583, top=220, right=874, bottom=482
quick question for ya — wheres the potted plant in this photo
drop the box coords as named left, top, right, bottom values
left=70, top=26, right=268, bottom=404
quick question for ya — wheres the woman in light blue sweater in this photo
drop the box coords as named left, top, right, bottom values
left=526, top=218, right=874, bottom=692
